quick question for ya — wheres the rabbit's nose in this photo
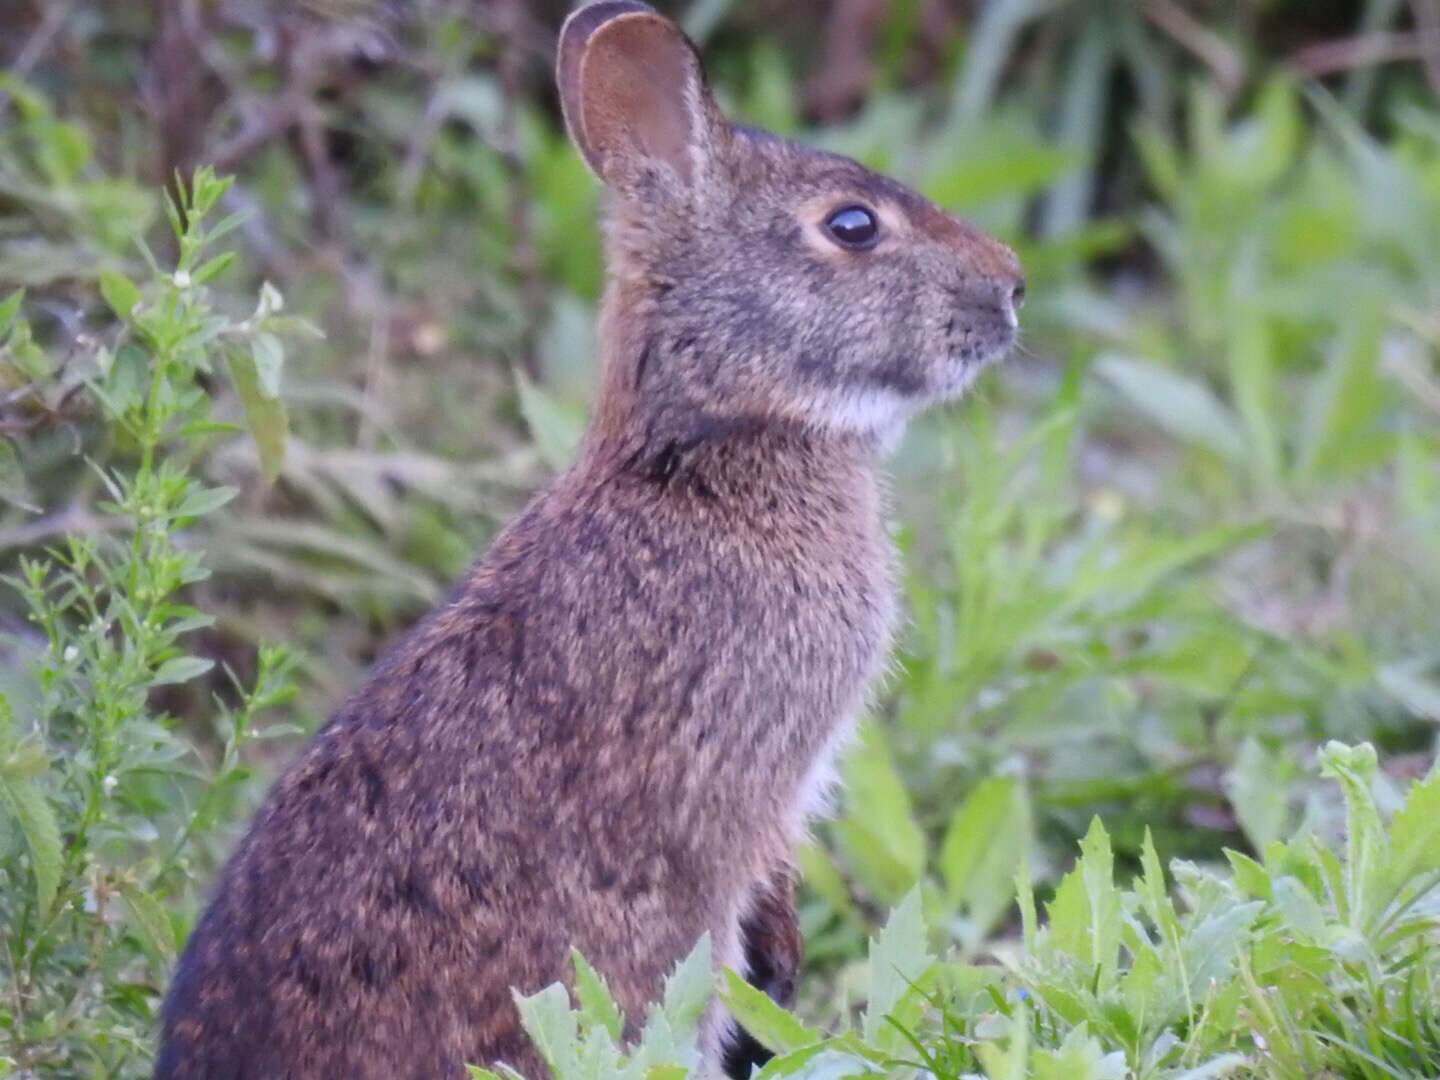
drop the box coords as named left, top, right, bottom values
left=997, top=274, right=1025, bottom=329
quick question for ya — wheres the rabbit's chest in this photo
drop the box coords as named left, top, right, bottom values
left=697, top=522, right=899, bottom=805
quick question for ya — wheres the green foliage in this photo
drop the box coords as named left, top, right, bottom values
left=505, top=745, right=1440, bottom=1078
left=0, top=169, right=301, bottom=1077
left=466, top=937, right=714, bottom=1080
left=1, top=3, right=1437, bottom=1076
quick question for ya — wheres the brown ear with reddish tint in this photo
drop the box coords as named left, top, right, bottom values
left=557, top=1, right=721, bottom=191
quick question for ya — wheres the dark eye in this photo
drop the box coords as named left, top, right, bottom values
left=824, top=205, right=879, bottom=250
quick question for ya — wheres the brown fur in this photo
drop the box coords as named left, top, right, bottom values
left=154, top=4, right=1022, bottom=1078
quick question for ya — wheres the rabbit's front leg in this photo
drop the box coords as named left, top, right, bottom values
left=721, top=865, right=801, bottom=1078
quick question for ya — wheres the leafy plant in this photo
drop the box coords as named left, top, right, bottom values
left=0, top=168, right=302, bottom=1077
left=496, top=742, right=1440, bottom=1079
left=466, top=938, right=715, bottom=1080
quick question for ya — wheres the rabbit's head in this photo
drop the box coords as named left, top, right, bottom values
left=559, top=1, right=1023, bottom=449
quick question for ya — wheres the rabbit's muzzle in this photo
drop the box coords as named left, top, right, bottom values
left=942, top=276, right=1022, bottom=377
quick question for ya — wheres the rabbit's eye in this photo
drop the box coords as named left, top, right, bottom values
left=824, top=206, right=879, bottom=250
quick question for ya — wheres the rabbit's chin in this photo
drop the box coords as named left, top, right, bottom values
left=802, top=356, right=1010, bottom=450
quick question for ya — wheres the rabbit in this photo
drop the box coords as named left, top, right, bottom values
left=153, top=2, right=1023, bottom=1077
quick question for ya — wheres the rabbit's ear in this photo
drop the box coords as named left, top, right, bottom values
left=558, top=2, right=721, bottom=192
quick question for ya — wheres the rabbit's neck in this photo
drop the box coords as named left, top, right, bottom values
left=586, top=408, right=876, bottom=512
left=584, top=323, right=884, bottom=506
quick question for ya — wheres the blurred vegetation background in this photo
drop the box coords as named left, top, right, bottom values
left=1, top=0, right=1439, bottom=1074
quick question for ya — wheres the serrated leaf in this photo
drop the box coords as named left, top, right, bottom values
left=0, top=763, right=62, bottom=914
left=512, top=982, right=581, bottom=1078
left=98, top=269, right=142, bottom=320
left=657, top=932, right=712, bottom=1031
left=1178, top=900, right=1263, bottom=998
left=863, top=887, right=932, bottom=1044
left=148, top=655, right=215, bottom=687
left=1382, top=767, right=1440, bottom=905
left=1047, top=817, right=1121, bottom=981
left=1223, top=849, right=1271, bottom=901
left=1032, top=1022, right=1127, bottom=1080
left=570, top=947, right=624, bottom=1043
left=227, top=347, right=288, bottom=482
left=631, top=934, right=709, bottom=1074
left=720, top=968, right=819, bottom=1056
left=1138, top=828, right=1181, bottom=939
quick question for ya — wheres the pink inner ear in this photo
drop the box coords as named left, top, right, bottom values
left=579, top=16, right=699, bottom=185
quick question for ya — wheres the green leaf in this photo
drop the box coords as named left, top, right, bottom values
left=174, top=484, right=238, bottom=520
left=1375, top=659, right=1440, bottom=722
left=0, top=439, right=38, bottom=512
left=193, top=251, right=237, bottom=285
left=1223, top=849, right=1271, bottom=901
left=1137, top=828, right=1181, bottom=940
left=1031, top=1023, right=1127, bottom=1080
left=98, top=269, right=142, bottom=320
left=515, top=369, right=585, bottom=472
left=720, top=968, right=818, bottom=1056
left=227, top=346, right=288, bottom=482
left=1094, top=354, right=1246, bottom=463
left=863, top=886, right=933, bottom=1045
left=0, top=288, right=24, bottom=336
left=1225, top=738, right=1291, bottom=853
left=837, top=724, right=925, bottom=902
left=512, top=982, right=580, bottom=1077
left=1016, top=858, right=1038, bottom=952
left=0, top=756, right=62, bottom=915
left=250, top=333, right=285, bottom=398
left=655, top=932, right=712, bottom=1033
left=1225, top=313, right=1282, bottom=490
left=632, top=934, right=710, bottom=1072
left=1297, top=319, right=1388, bottom=482
left=570, top=947, right=624, bottom=1043
left=1046, top=817, right=1121, bottom=981
left=119, top=883, right=176, bottom=965
left=148, top=655, right=215, bottom=687
left=938, top=776, right=1030, bottom=934
left=1382, top=767, right=1440, bottom=903
left=1317, top=742, right=1384, bottom=931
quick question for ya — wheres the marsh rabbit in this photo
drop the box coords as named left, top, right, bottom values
left=154, top=2, right=1023, bottom=1076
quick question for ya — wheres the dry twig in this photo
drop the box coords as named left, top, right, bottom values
left=1144, top=0, right=1245, bottom=96
left=1287, top=31, right=1431, bottom=79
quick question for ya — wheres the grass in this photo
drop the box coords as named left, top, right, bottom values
left=0, top=1, right=1438, bottom=1075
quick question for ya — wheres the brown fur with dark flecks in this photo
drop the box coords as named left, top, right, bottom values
left=154, top=3, right=1022, bottom=1078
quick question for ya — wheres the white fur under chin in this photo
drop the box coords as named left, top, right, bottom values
left=807, top=387, right=913, bottom=449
